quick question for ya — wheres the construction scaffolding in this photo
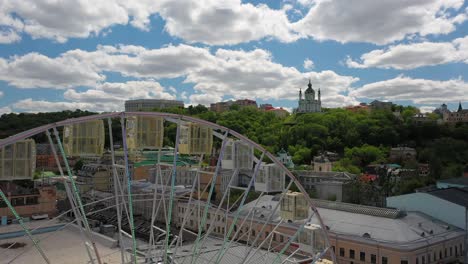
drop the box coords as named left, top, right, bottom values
left=255, top=163, right=285, bottom=193
left=63, top=120, right=105, bottom=156
left=0, top=139, right=36, bottom=180
left=179, top=123, right=213, bottom=155
left=280, top=191, right=308, bottom=221
left=126, top=116, right=164, bottom=150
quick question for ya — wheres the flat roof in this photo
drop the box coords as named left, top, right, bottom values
left=240, top=195, right=464, bottom=248
left=437, top=177, right=468, bottom=186
left=0, top=224, right=121, bottom=263
left=428, top=187, right=468, bottom=207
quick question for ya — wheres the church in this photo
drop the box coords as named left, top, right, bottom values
left=296, top=80, right=321, bottom=113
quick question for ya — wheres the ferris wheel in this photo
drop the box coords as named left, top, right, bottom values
left=0, top=112, right=336, bottom=264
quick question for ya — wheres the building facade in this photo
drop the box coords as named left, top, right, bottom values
left=442, top=102, right=468, bottom=123
left=210, top=99, right=257, bottom=113
left=124, top=99, right=184, bottom=112
left=0, top=182, right=57, bottom=220
left=297, top=80, right=321, bottom=113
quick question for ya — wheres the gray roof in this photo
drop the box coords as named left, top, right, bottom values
left=239, top=195, right=464, bottom=248
left=310, top=199, right=402, bottom=219
left=295, top=171, right=355, bottom=180
left=428, top=187, right=468, bottom=207
left=438, top=177, right=468, bottom=186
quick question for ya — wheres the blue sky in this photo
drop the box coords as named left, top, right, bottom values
left=0, top=0, right=467, bottom=114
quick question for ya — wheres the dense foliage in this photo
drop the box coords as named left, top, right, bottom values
left=1, top=106, right=467, bottom=183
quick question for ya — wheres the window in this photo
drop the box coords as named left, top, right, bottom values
left=339, top=248, right=345, bottom=257
left=450, top=247, right=452, bottom=256
left=416, top=257, right=419, bottom=264
left=382, top=256, right=388, bottom=264
left=433, top=252, right=436, bottom=261
left=371, top=254, right=376, bottom=264
left=427, top=254, right=430, bottom=263
left=349, top=249, right=355, bottom=259
left=439, top=251, right=442, bottom=260
left=422, top=255, right=425, bottom=264
left=280, top=235, right=284, bottom=243
left=445, top=248, right=447, bottom=258
left=360, top=252, right=365, bottom=261
left=401, top=261, right=408, bottom=264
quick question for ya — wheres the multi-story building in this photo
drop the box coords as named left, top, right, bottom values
left=235, top=195, right=465, bottom=264
left=312, top=155, right=332, bottom=172
left=210, top=99, right=258, bottom=113
left=345, top=103, right=370, bottom=113
left=389, top=147, right=417, bottom=163
left=433, top=103, right=451, bottom=118
left=297, top=80, right=321, bottom=113
left=266, top=108, right=289, bottom=118
left=295, top=171, right=355, bottom=201
left=387, top=187, right=468, bottom=231
left=0, top=182, right=57, bottom=220
left=443, top=102, right=468, bottom=123
left=76, top=162, right=129, bottom=193
left=369, top=100, right=393, bottom=111
left=36, top=143, right=63, bottom=172
left=124, top=99, right=184, bottom=112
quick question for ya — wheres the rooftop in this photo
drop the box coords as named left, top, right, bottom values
left=240, top=195, right=464, bottom=248
left=437, top=177, right=468, bottom=186
left=428, top=187, right=468, bottom=207
left=0, top=224, right=121, bottom=263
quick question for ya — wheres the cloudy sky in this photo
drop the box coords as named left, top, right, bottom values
left=0, top=0, right=467, bottom=114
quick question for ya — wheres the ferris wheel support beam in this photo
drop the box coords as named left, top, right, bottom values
left=164, top=119, right=182, bottom=263
left=51, top=127, right=103, bottom=264
left=212, top=151, right=264, bottom=264
left=146, top=148, right=162, bottom=259
left=106, top=118, right=127, bottom=264
left=189, top=131, right=229, bottom=264
left=46, top=129, right=96, bottom=264
left=171, top=154, right=204, bottom=258
left=239, top=180, right=293, bottom=264
left=0, top=189, right=51, bottom=264
left=0, top=111, right=337, bottom=263
left=119, top=115, right=138, bottom=264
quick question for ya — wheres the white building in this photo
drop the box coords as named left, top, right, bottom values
left=297, top=80, right=321, bottom=113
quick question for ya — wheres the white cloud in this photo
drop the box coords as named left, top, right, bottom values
left=13, top=99, right=95, bottom=113
left=64, top=80, right=175, bottom=105
left=346, top=36, right=468, bottom=69
left=350, top=76, right=468, bottom=104
left=1, top=44, right=359, bottom=108
left=0, top=0, right=161, bottom=43
left=0, top=52, right=104, bottom=89
left=0, top=106, right=12, bottom=116
left=303, top=58, right=314, bottom=70
left=419, top=106, right=436, bottom=113
left=292, top=0, right=467, bottom=45
left=0, top=29, right=21, bottom=44
left=157, top=0, right=300, bottom=45
left=189, top=93, right=223, bottom=106
left=2, top=0, right=465, bottom=45
left=11, top=80, right=175, bottom=113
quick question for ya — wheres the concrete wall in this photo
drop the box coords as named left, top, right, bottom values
left=387, top=193, right=466, bottom=230
left=316, top=182, right=343, bottom=202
